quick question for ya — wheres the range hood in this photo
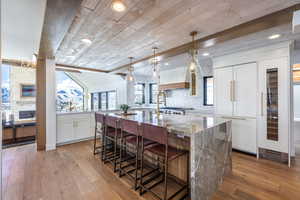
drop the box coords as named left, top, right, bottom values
left=159, top=67, right=190, bottom=90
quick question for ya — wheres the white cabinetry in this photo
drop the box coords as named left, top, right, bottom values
left=258, top=58, right=290, bottom=153
left=214, top=63, right=257, bottom=154
left=57, top=113, right=94, bottom=145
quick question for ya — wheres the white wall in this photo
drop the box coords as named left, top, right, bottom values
left=156, top=58, right=214, bottom=110
left=69, top=72, right=128, bottom=108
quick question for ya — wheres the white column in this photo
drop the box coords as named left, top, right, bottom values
left=45, top=59, right=57, bottom=151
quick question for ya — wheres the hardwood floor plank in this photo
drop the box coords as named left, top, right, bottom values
left=3, top=141, right=300, bottom=200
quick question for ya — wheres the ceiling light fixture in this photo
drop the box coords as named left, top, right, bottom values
left=112, top=0, right=127, bottom=12
left=81, top=38, right=92, bottom=45
left=126, top=57, right=135, bottom=82
left=268, top=34, right=281, bottom=40
left=164, top=62, right=169, bottom=66
left=202, top=52, right=210, bottom=56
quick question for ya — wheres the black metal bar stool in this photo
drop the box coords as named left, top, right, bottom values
left=139, top=123, right=189, bottom=200
left=103, top=115, right=121, bottom=172
left=93, top=113, right=105, bottom=155
left=119, top=119, right=155, bottom=190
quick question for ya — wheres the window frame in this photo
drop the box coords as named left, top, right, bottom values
left=91, top=90, right=116, bottom=110
left=134, top=83, right=145, bottom=105
left=149, top=83, right=158, bottom=104
left=203, top=76, right=214, bottom=106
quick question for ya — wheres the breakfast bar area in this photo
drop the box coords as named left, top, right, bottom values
left=95, top=110, right=232, bottom=200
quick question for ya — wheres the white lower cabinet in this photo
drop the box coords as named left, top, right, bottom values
left=231, top=118, right=257, bottom=154
left=57, top=113, right=94, bottom=145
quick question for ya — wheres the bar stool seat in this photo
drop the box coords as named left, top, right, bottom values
left=145, top=144, right=187, bottom=160
left=126, top=137, right=154, bottom=146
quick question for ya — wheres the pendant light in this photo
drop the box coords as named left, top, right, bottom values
left=111, top=0, right=127, bottom=12
left=188, top=31, right=200, bottom=96
left=189, top=31, right=199, bottom=72
left=126, top=57, right=135, bottom=82
left=152, top=47, right=159, bottom=79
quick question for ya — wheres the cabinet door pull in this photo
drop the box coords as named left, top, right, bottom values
left=230, top=81, right=233, bottom=102
left=260, top=92, right=264, bottom=116
left=233, top=80, right=236, bottom=101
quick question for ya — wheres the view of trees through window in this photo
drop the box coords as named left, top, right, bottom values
left=2, top=65, right=10, bottom=110
left=56, top=71, right=84, bottom=112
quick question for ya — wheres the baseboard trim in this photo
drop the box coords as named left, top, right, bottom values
left=56, top=136, right=94, bottom=147
left=258, top=148, right=289, bottom=164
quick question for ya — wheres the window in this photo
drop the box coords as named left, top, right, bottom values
left=56, top=71, right=84, bottom=112
left=134, top=83, right=145, bottom=104
left=149, top=83, right=158, bottom=104
left=91, top=93, right=99, bottom=110
left=203, top=76, right=213, bottom=106
left=91, top=90, right=116, bottom=110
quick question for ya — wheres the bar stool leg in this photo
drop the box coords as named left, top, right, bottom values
left=119, top=131, right=124, bottom=177
left=93, top=125, right=98, bottom=155
left=134, top=135, right=140, bottom=190
left=102, top=126, right=108, bottom=162
left=163, top=147, right=168, bottom=200
left=139, top=138, right=145, bottom=195
left=113, top=134, right=118, bottom=172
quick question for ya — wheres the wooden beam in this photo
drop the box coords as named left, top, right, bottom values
left=109, top=4, right=300, bottom=73
left=56, top=63, right=109, bottom=73
left=2, top=58, right=36, bottom=68
left=36, top=0, right=82, bottom=151
left=56, top=68, right=81, bottom=73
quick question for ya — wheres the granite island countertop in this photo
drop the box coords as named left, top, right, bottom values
left=103, top=110, right=229, bottom=138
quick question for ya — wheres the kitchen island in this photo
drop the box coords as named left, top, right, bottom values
left=104, top=110, right=232, bottom=200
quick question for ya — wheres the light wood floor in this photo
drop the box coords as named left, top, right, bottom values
left=3, top=140, right=300, bottom=200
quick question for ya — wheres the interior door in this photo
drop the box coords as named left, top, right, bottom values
left=233, top=63, right=257, bottom=117
left=214, top=67, right=233, bottom=116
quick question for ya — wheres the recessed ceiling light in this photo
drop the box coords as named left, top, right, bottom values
left=66, top=55, right=75, bottom=59
left=268, top=34, right=281, bottom=40
left=202, top=52, right=210, bottom=56
left=81, top=38, right=92, bottom=45
left=165, top=62, right=169, bottom=66
left=111, top=0, right=126, bottom=12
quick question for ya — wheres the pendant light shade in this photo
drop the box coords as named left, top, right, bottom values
left=112, top=0, right=127, bottom=12
left=126, top=57, right=135, bottom=82
left=152, top=47, right=160, bottom=80
left=188, top=31, right=200, bottom=96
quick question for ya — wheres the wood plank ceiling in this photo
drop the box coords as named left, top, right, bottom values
left=56, top=0, right=300, bottom=71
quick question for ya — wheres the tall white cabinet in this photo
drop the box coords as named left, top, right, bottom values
left=214, top=63, right=257, bottom=154
left=213, top=42, right=292, bottom=163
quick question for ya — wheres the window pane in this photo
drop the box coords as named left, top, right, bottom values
left=150, top=83, right=158, bottom=104
left=134, top=83, right=145, bottom=104
left=204, top=77, right=214, bottom=105
left=100, top=92, right=107, bottom=110
left=91, top=93, right=99, bottom=110
left=108, top=91, right=116, bottom=110
left=56, top=71, right=84, bottom=112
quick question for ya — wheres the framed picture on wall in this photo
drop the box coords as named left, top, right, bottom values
left=21, top=84, right=36, bottom=97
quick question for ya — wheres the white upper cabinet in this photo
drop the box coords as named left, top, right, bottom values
left=214, top=67, right=233, bottom=116
left=233, top=63, right=257, bottom=118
